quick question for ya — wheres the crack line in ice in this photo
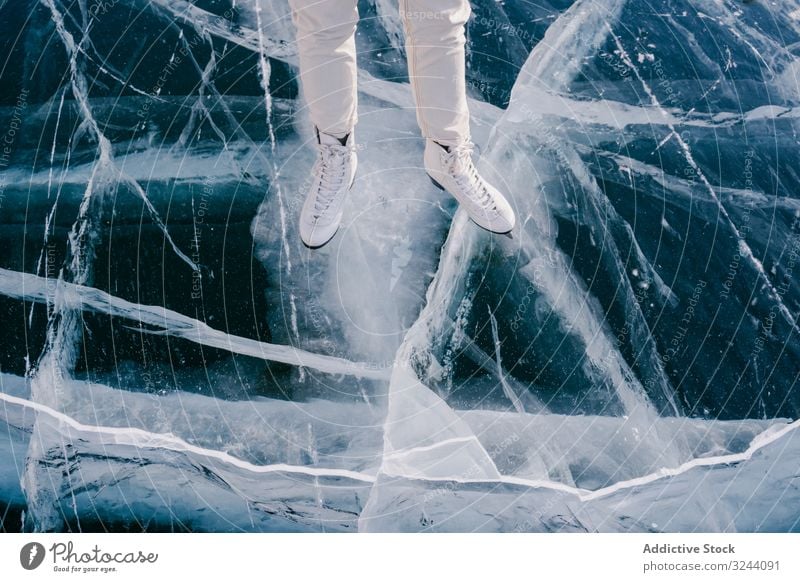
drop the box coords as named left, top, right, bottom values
left=574, top=417, right=799, bottom=502
left=510, top=0, right=627, bottom=93
left=694, top=0, right=787, bottom=75
left=253, top=0, right=300, bottom=347
left=597, top=149, right=800, bottom=212
left=382, top=436, right=479, bottom=460
left=175, top=40, right=237, bottom=153
left=497, top=0, right=683, bottom=417
left=0, top=268, right=390, bottom=380
left=74, top=44, right=155, bottom=100
left=3, top=388, right=796, bottom=501
left=544, top=145, right=681, bottom=414
left=0, top=391, right=377, bottom=484
left=146, top=0, right=295, bottom=62
left=610, top=28, right=800, bottom=336
left=41, top=0, right=198, bottom=274
left=488, top=307, right=526, bottom=414
left=508, top=85, right=800, bottom=130
left=483, top=0, right=680, bottom=420
left=31, top=88, right=70, bottom=328
left=380, top=417, right=800, bottom=501
left=366, top=213, right=501, bottom=485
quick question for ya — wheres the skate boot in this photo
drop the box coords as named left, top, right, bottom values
left=299, top=128, right=358, bottom=249
left=424, top=139, right=515, bottom=234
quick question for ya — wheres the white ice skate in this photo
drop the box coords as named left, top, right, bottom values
left=299, top=128, right=358, bottom=249
left=424, top=139, right=515, bottom=234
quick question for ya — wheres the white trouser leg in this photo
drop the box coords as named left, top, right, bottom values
left=288, top=0, right=359, bottom=136
left=399, top=0, right=472, bottom=146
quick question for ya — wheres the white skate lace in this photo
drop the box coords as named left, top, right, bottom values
left=442, top=142, right=496, bottom=211
left=312, top=143, right=354, bottom=220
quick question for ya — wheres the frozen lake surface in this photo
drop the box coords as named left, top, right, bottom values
left=0, top=0, right=798, bottom=531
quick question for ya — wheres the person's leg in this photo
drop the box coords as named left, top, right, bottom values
left=399, top=0, right=472, bottom=146
left=289, top=0, right=360, bottom=248
left=289, top=0, right=359, bottom=137
left=400, top=0, right=516, bottom=234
